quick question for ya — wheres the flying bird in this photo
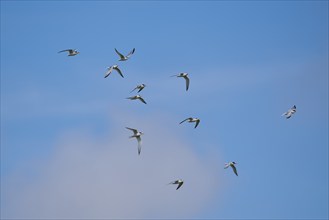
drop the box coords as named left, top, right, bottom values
left=171, top=73, right=190, bottom=91
left=130, top=84, right=146, bottom=93
left=282, top=105, right=297, bottom=119
left=58, top=49, right=79, bottom=56
left=179, top=117, right=200, bottom=128
left=104, top=65, right=124, bottom=78
left=224, top=162, right=238, bottom=176
left=126, top=127, right=144, bottom=155
left=126, top=95, right=147, bottom=104
left=168, top=179, right=184, bottom=190
left=115, top=48, right=135, bottom=61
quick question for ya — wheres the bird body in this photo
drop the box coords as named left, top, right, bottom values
left=126, top=95, right=147, bottom=104
left=168, top=179, right=184, bottom=190
left=126, top=127, right=143, bottom=155
left=130, top=84, right=146, bottom=93
left=115, top=48, right=135, bottom=61
left=282, top=105, right=297, bottom=119
left=224, top=162, right=238, bottom=176
left=58, top=49, right=79, bottom=56
left=179, top=117, right=200, bottom=128
left=104, top=65, right=124, bottom=78
left=171, top=72, right=190, bottom=91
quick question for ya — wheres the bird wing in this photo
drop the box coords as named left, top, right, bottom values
left=58, top=49, right=72, bottom=53
left=138, top=97, right=147, bottom=104
left=292, top=105, right=296, bottom=110
left=126, top=48, right=135, bottom=57
left=168, top=180, right=177, bottom=185
left=194, top=119, right=200, bottom=128
left=176, top=182, right=184, bottom=190
left=130, top=87, right=138, bottom=93
left=126, top=96, right=136, bottom=100
left=126, top=127, right=138, bottom=134
left=137, top=86, right=144, bottom=93
left=104, top=66, right=114, bottom=78
left=170, top=74, right=178, bottom=77
left=137, top=136, right=142, bottom=155
left=184, top=75, right=190, bottom=91
left=224, top=164, right=230, bottom=169
left=114, top=66, right=124, bottom=78
left=115, top=48, right=125, bottom=59
left=179, top=118, right=189, bottom=124
left=231, top=165, right=238, bottom=176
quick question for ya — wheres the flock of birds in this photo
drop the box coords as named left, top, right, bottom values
left=58, top=48, right=297, bottom=190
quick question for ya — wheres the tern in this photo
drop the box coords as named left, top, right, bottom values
left=224, top=162, right=238, bottom=176
left=126, top=127, right=144, bottom=155
left=58, top=49, right=79, bottom=56
left=126, top=95, right=147, bottom=104
left=171, top=73, right=190, bottom=91
left=130, top=84, right=146, bottom=93
left=115, top=48, right=135, bottom=61
left=179, top=117, right=200, bottom=128
left=282, top=105, right=297, bottom=119
left=104, top=65, right=124, bottom=78
left=168, top=179, right=184, bottom=190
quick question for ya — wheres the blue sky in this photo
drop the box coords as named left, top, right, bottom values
left=1, top=1, right=328, bottom=219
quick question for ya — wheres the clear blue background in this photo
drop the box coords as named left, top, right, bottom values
left=1, top=1, right=328, bottom=219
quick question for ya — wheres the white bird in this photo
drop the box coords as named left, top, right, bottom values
left=171, top=73, right=190, bottom=91
left=126, top=127, right=144, bottom=155
left=168, top=179, right=184, bottom=190
left=115, top=48, right=135, bottom=61
left=126, top=95, right=147, bottom=104
left=104, top=65, right=124, bottom=78
left=282, top=105, right=297, bottom=119
left=58, top=49, right=79, bottom=56
left=130, top=84, right=146, bottom=93
left=179, top=117, right=200, bottom=128
left=224, top=162, right=238, bottom=176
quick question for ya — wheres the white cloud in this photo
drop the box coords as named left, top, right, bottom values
left=1, top=113, right=222, bottom=219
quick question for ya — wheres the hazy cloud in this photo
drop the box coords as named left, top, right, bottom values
left=1, top=113, right=222, bottom=219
